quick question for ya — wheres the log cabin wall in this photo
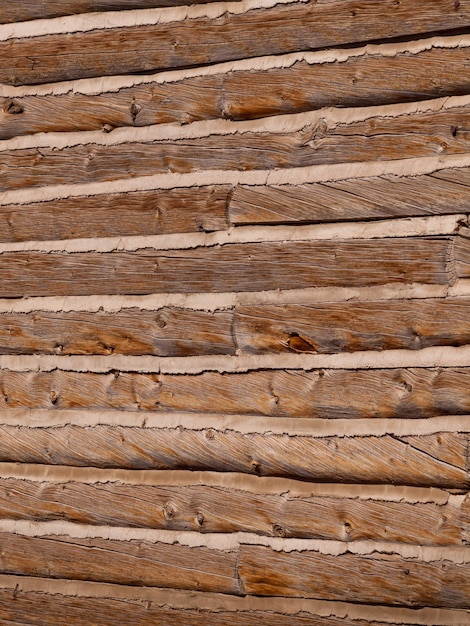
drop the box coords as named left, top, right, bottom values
left=0, top=1, right=470, bottom=624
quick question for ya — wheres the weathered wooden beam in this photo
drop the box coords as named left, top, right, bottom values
left=2, top=106, right=470, bottom=190
left=0, top=587, right=456, bottom=626
left=2, top=368, right=470, bottom=419
left=0, top=238, right=452, bottom=298
left=3, top=46, right=470, bottom=138
left=0, top=478, right=463, bottom=545
left=2, top=0, right=470, bottom=85
left=4, top=296, right=470, bottom=357
left=0, top=532, right=240, bottom=594
left=0, top=0, right=237, bottom=25
left=234, top=298, right=470, bottom=355
left=239, top=545, right=470, bottom=608
left=0, top=426, right=466, bottom=487
left=0, top=308, right=235, bottom=356
left=229, top=169, right=470, bottom=225
left=0, top=186, right=229, bottom=243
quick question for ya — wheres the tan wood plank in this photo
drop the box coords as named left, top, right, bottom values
left=2, top=0, right=470, bottom=85
left=0, top=186, right=228, bottom=243
left=3, top=47, right=470, bottom=139
left=3, top=107, right=470, bottom=190
left=401, top=433, right=470, bottom=471
left=462, top=494, right=470, bottom=543
left=0, top=238, right=452, bottom=298
left=229, top=169, right=470, bottom=225
left=234, top=298, right=470, bottom=355
left=0, top=589, right=439, bottom=626
left=1, top=367, right=470, bottom=420
left=0, top=426, right=466, bottom=487
left=239, top=545, right=470, bottom=608
left=0, top=0, right=235, bottom=25
left=0, top=533, right=240, bottom=594
left=0, top=479, right=462, bottom=545
left=0, top=308, right=235, bottom=356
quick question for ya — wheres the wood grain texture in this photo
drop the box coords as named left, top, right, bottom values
left=4, top=296, right=470, bottom=357
left=462, top=495, right=470, bottom=543
left=0, top=186, right=229, bottom=243
left=0, top=238, right=452, bottom=298
left=455, top=230, right=470, bottom=278
left=229, top=170, right=470, bottom=225
left=239, top=546, right=470, bottom=608
left=234, top=298, right=470, bottom=355
left=2, top=0, right=470, bottom=85
left=0, top=590, right=431, bottom=626
left=0, top=533, right=240, bottom=594
left=0, top=308, right=235, bottom=356
left=0, top=426, right=466, bottom=487
left=0, top=479, right=462, bottom=545
left=2, top=368, right=470, bottom=419
left=4, top=108, right=470, bottom=190
left=0, top=0, right=236, bottom=25
left=4, top=47, right=470, bottom=139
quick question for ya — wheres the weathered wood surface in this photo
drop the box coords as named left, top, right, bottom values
left=4, top=107, right=470, bottom=190
left=4, top=47, right=470, bottom=139
left=0, top=589, right=435, bottom=626
left=239, top=546, right=470, bottom=608
left=0, top=186, right=229, bottom=243
left=234, top=298, right=470, bottom=354
left=3, top=368, right=470, bottom=419
left=0, top=479, right=463, bottom=545
left=0, top=0, right=236, bottom=25
left=455, top=230, right=470, bottom=278
left=462, top=496, right=470, bottom=543
left=4, top=297, right=470, bottom=356
left=0, top=533, right=240, bottom=594
left=229, top=170, right=470, bottom=225
left=0, top=238, right=452, bottom=298
left=0, top=427, right=467, bottom=487
left=2, top=0, right=470, bottom=85
left=0, top=308, right=235, bottom=356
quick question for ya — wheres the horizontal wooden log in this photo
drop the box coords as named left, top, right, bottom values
left=0, top=532, right=239, bottom=594
left=462, top=495, right=470, bottom=544
left=0, top=186, right=229, bottom=243
left=229, top=169, right=470, bottom=225
left=4, top=46, right=470, bottom=139
left=239, top=546, right=470, bottom=608
left=0, top=238, right=452, bottom=297
left=2, top=368, right=470, bottom=419
left=0, top=0, right=234, bottom=25
left=2, top=0, right=470, bottom=85
left=0, top=479, right=462, bottom=545
left=3, top=107, right=470, bottom=190
left=0, top=308, right=235, bottom=356
left=234, top=298, right=470, bottom=355
left=4, top=296, right=470, bottom=357
left=0, top=588, right=450, bottom=626
left=0, top=426, right=467, bottom=487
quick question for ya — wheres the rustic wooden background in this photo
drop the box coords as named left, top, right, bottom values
left=0, top=1, right=470, bottom=624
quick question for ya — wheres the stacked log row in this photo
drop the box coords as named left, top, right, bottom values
left=0, top=1, right=470, bottom=624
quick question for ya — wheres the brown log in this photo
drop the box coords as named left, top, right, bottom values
left=0, top=0, right=237, bottom=25
left=3, top=47, right=470, bottom=139
left=0, top=589, right=427, bottom=626
left=0, top=308, right=235, bottom=356
left=3, top=108, right=470, bottom=190
left=234, top=298, right=470, bottom=355
left=462, top=494, right=470, bottom=543
left=2, top=0, right=470, bottom=85
left=0, top=186, right=229, bottom=243
left=229, top=169, right=470, bottom=225
left=0, top=238, right=452, bottom=298
left=455, top=230, right=470, bottom=278
left=0, top=426, right=467, bottom=487
left=0, top=533, right=240, bottom=594
left=2, top=368, right=470, bottom=419
left=0, top=479, right=462, bottom=545
left=239, top=545, right=470, bottom=608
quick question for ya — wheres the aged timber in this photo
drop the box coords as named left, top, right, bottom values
left=2, top=0, right=470, bottom=84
